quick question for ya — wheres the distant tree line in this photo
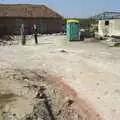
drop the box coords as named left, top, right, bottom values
left=64, top=18, right=97, bottom=29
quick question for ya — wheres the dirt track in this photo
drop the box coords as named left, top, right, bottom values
left=0, top=35, right=120, bottom=120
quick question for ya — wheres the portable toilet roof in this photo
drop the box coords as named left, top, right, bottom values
left=67, top=19, right=80, bottom=23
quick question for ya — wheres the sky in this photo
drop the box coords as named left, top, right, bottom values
left=0, top=0, right=120, bottom=18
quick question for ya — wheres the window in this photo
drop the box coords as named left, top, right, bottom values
left=105, top=20, right=109, bottom=26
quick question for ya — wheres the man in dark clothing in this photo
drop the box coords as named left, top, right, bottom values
left=33, top=24, right=38, bottom=44
left=80, top=29, right=85, bottom=41
left=34, top=29, right=38, bottom=44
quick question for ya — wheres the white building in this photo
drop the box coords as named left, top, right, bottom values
left=98, top=19, right=120, bottom=37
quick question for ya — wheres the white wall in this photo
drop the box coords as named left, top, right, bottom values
left=109, top=19, right=120, bottom=36
left=98, top=20, right=109, bottom=37
left=98, top=19, right=120, bottom=37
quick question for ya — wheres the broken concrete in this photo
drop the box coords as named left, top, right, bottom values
left=0, top=69, right=94, bottom=120
left=104, top=37, right=120, bottom=47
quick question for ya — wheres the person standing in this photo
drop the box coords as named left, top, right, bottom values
left=21, top=24, right=26, bottom=45
left=33, top=24, right=38, bottom=44
left=80, top=28, right=85, bottom=41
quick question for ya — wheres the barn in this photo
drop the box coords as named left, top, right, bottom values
left=0, top=4, right=64, bottom=36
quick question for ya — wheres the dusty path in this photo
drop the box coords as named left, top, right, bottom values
left=0, top=35, right=120, bottom=120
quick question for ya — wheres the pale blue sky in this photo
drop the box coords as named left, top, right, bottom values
left=0, top=0, right=120, bottom=18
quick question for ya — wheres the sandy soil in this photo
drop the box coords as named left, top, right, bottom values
left=0, top=35, right=120, bottom=120
left=0, top=69, right=43, bottom=119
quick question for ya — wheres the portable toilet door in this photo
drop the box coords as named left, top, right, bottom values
left=66, top=19, right=80, bottom=41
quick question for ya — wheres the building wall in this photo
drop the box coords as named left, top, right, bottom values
left=98, top=19, right=120, bottom=37
left=109, top=19, right=120, bottom=36
left=98, top=20, right=109, bottom=37
left=0, top=17, right=64, bottom=36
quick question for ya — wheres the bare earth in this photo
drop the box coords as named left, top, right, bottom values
left=0, top=35, right=120, bottom=120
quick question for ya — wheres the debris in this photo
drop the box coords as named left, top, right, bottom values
left=22, top=76, right=29, bottom=80
left=24, top=84, right=38, bottom=90
left=105, top=37, right=120, bottom=47
left=97, top=97, right=100, bottom=100
left=2, top=112, right=19, bottom=120
left=67, top=99, right=74, bottom=106
left=0, top=69, right=84, bottom=120
left=96, top=83, right=100, bottom=86
left=57, top=98, right=74, bottom=116
left=0, top=35, right=18, bottom=46
left=60, top=49, right=68, bottom=53
left=114, top=89, right=120, bottom=95
left=35, top=86, right=46, bottom=99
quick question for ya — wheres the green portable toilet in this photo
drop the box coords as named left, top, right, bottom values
left=66, top=19, right=80, bottom=41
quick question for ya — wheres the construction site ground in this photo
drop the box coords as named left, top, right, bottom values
left=0, top=35, right=120, bottom=120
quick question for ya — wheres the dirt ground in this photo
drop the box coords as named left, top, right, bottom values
left=0, top=35, right=120, bottom=120
left=0, top=69, right=83, bottom=120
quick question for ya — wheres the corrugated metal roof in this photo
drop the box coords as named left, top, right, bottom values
left=0, top=4, right=63, bottom=18
left=91, top=12, right=120, bottom=20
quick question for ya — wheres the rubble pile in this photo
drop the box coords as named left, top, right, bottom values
left=105, top=37, right=120, bottom=47
left=0, top=35, right=18, bottom=46
left=0, top=69, right=81, bottom=120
